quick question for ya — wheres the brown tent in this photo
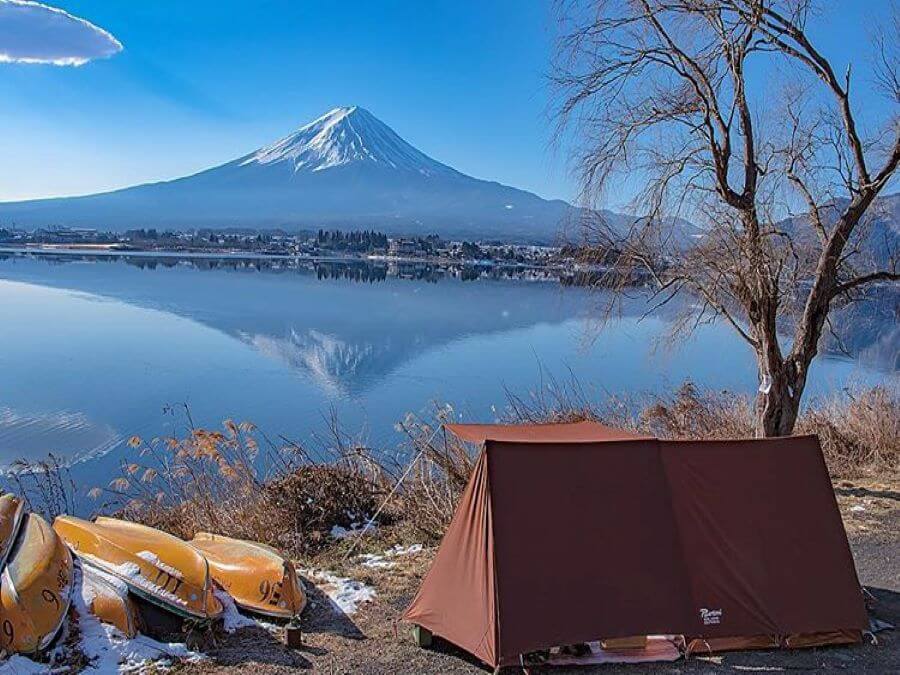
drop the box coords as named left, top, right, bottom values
left=404, top=422, right=866, bottom=669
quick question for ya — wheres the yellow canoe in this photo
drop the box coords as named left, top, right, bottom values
left=53, top=516, right=222, bottom=621
left=0, top=494, right=25, bottom=570
left=191, top=532, right=306, bottom=619
left=0, top=513, right=74, bottom=654
left=81, top=564, right=141, bottom=638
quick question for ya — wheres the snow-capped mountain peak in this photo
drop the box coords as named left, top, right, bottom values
left=239, top=106, right=456, bottom=176
left=0, top=104, right=576, bottom=240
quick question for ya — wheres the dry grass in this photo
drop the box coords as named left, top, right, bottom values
left=95, top=418, right=391, bottom=558
left=636, top=382, right=755, bottom=439
left=7, top=453, right=79, bottom=521
left=797, top=387, right=900, bottom=480
left=80, top=383, right=900, bottom=549
left=634, top=382, right=898, bottom=480
left=7, top=383, right=896, bottom=556
left=382, top=381, right=897, bottom=544
left=387, top=408, right=477, bottom=544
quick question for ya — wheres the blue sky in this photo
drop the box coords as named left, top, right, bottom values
left=0, top=0, right=567, bottom=202
left=0, top=1, right=895, bottom=205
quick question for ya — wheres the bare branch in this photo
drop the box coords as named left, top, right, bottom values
left=834, top=270, right=900, bottom=297
left=553, top=0, right=898, bottom=437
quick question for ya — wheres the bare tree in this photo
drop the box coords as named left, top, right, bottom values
left=554, top=0, right=899, bottom=436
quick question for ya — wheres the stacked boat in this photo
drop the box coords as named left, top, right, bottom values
left=0, top=495, right=74, bottom=655
left=0, top=498, right=306, bottom=659
left=190, top=532, right=307, bottom=618
left=54, top=516, right=224, bottom=626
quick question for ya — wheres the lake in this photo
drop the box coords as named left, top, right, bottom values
left=0, top=250, right=893, bottom=493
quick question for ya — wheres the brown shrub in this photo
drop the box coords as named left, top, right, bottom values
left=389, top=409, right=476, bottom=544
left=262, top=465, right=384, bottom=554
left=628, top=382, right=898, bottom=480
left=636, top=381, right=755, bottom=439
left=103, top=419, right=389, bottom=558
left=797, top=387, right=899, bottom=480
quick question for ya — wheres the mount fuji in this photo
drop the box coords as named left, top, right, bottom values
left=0, top=107, right=575, bottom=241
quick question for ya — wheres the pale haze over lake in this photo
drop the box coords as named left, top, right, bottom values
left=0, top=251, right=893, bottom=492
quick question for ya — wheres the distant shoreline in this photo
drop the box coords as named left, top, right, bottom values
left=1, top=244, right=376, bottom=263
left=0, top=244, right=560, bottom=273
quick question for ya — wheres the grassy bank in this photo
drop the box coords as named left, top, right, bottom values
left=22, top=382, right=884, bottom=562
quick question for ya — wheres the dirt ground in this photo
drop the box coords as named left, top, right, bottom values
left=176, top=479, right=899, bottom=674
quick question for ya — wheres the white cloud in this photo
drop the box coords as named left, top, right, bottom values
left=0, top=0, right=122, bottom=66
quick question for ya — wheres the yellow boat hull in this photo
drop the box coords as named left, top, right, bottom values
left=191, top=532, right=306, bottom=619
left=53, top=516, right=222, bottom=621
left=0, top=513, right=73, bottom=654
left=81, top=564, right=141, bottom=638
left=0, top=494, right=25, bottom=571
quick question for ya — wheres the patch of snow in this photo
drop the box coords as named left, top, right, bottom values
left=330, top=524, right=351, bottom=539
left=330, top=522, right=373, bottom=539
left=108, top=560, right=141, bottom=578
left=358, top=554, right=394, bottom=569
left=850, top=505, right=866, bottom=513
left=303, top=570, right=375, bottom=615
left=136, top=551, right=183, bottom=579
left=81, top=564, right=129, bottom=606
left=356, top=543, right=424, bottom=569
left=215, top=590, right=257, bottom=633
left=0, top=655, right=47, bottom=674
left=80, top=555, right=191, bottom=610
left=73, top=566, right=199, bottom=674
left=388, top=543, right=423, bottom=556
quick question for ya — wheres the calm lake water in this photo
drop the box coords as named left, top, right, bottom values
left=0, top=250, right=893, bottom=491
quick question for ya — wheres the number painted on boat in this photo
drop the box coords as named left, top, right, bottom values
left=152, top=569, right=184, bottom=595
left=42, top=589, right=60, bottom=611
left=1, top=619, right=13, bottom=645
left=259, top=579, right=284, bottom=606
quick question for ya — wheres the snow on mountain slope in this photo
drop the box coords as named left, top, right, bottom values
left=0, top=106, right=576, bottom=241
left=238, top=106, right=458, bottom=177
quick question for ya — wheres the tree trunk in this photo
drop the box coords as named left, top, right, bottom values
left=755, top=368, right=800, bottom=437
left=754, top=331, right=802, bottom=438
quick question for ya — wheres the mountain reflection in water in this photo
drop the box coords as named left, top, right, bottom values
left=0, top=250, right=893, bottom=494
